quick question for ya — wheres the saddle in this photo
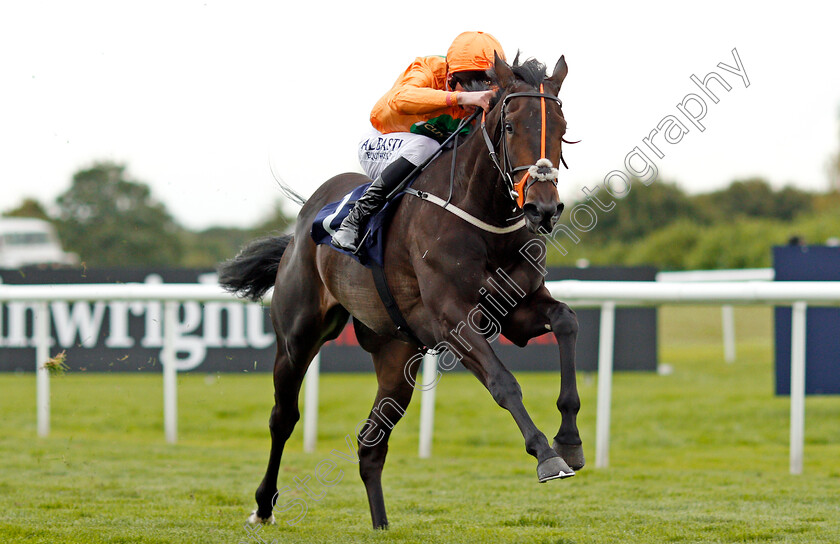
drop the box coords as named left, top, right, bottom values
left=310, top=182, right=428, bottom=350
left=310, top=111, right=484, bottom=351
left=310, top=181, right=408, bottom=268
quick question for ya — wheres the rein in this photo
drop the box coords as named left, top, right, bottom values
left=371, top=83, right=565, bottom=349
left=401, top=83, right=565, bottom=234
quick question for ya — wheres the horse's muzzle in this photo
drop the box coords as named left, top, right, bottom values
left=523, top=202, right=564, bottom=234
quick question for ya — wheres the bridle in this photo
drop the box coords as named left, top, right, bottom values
left=400, top=80, right=573, bottom=235
left=480, top=83, right=565, bottom=208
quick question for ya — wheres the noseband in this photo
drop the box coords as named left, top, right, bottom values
left=480, top=83, right=564, bottom=208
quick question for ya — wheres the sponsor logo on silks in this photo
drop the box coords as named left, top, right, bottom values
left=364, top=151, right=394, bottom=161
left=360, top=137, right=405, bottom=162
left=360, top=137, right=405, bottom=153
left=411, top=114, right=471, bottom=143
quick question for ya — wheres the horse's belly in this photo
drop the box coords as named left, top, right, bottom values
left=317, top=248, right=400, bottom=337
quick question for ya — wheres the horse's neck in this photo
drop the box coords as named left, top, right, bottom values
left=411, top=134, right=537, bottom=266
left=418, top=133, right=517, bottom=225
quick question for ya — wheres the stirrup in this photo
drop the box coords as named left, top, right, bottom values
left=331, top=226, right=361, bottom=253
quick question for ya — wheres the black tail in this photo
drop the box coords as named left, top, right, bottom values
left=218, top=234, right=293, bottom=302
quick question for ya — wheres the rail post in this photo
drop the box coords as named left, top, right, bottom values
left=789, top=301, right=807, bottom=475
left=303, top=353, right=320, bottom=453
left=595, top=301, right=616, bottom=469
left=35, top=302, right=50, bottom=437
left=418, top=352, right=438, bottom=459
left=162, top=301, right=178, bottom=444
left=722, top=304, right=736, bottom=363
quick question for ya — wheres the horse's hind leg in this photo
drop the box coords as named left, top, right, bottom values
left=250, top=293, right=348, bottom=524
left=249, top=344, right=307, bottom=524
left=356, top=338, right=421, bottom=530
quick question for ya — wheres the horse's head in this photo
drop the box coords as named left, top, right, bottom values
left=488, top=52, right=570, bottom=234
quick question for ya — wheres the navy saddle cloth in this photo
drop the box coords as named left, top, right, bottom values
left=310, top=182, right=408, bottom=267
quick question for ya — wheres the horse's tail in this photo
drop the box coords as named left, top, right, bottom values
left=218, top=234, right=293, bottom=302
left=270, top=160, right=309, bottom=207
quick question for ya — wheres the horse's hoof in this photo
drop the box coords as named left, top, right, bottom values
left=537, top=455, right=575, bottom=482
left=248, top=510, right=276, bottom=525
left=552, top=439, right=586, bottom=471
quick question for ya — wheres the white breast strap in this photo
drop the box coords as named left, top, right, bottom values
left=404, top=188, right=526, bottom=234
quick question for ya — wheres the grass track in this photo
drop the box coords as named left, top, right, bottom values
left=1, top=306, right=838, bottom=543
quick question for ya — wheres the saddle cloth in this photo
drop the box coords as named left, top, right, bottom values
left=310, top=182, right=407, bottom=267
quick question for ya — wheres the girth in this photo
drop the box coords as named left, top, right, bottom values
left=369, top=263, right=429, bottom=352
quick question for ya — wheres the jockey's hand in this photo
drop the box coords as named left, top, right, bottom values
left=458, top=90, right=494, bottom=112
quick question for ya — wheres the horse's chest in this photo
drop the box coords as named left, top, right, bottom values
left=490, top=261, right=544, bottom=299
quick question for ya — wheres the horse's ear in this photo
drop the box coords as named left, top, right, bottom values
left=494, top=51, right=514, bottom=88
left=548, top=55, right=568, bottom=89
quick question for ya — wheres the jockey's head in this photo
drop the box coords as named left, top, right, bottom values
left=446, top=31, right=505, bottom=91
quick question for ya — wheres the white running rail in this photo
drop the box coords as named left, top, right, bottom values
left=2, top=278, right=836, bottom=475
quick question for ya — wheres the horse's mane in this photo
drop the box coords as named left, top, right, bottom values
left=463, top=52, right=547, bottom=108
left=506, top=52, right=547, bottom=87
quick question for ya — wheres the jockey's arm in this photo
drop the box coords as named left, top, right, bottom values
left=388, top=61, right=493, bottom=114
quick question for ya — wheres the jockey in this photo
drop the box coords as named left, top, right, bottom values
left=331, top=31, right=505, bottom=252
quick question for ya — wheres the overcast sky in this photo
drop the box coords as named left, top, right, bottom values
left=2, top=1, right=839, bottom=230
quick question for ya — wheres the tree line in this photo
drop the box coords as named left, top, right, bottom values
left=4, top=160, right=839, bottom=270
left=2, top=162, right=293, bottom=268
left=548, top=177, right=840, bottom=270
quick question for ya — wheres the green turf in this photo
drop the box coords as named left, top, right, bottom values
left=1, top=306, right=838, bottom=543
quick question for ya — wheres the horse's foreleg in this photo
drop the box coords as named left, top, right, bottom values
left=483, top=353, right=574, bottom=481
left=500, top=288, right=584, bottom=471
left=546, top=301, right=585, bottom=470
left=358, top=340, right=420, bottom=529
left=436, top=310, right=573, bottom=482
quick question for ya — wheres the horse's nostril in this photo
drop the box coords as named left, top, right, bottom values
left=523, top=206, right=541, bottom=226
left=524, top=202, right=565, bottom=227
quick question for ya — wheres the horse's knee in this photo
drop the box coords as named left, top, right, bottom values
left=550, top=304, right=578, bottom=337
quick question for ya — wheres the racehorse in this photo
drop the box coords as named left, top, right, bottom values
left=219, top=52, right=584, bottom=529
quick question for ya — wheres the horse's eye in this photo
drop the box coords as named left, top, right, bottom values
left=504, top=122, right=514, bottom=134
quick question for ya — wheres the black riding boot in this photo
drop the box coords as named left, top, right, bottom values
left=331, top=157, right=415, bottom=253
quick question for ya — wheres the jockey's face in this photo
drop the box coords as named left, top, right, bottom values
left=450, top=70, right=493, bottom=92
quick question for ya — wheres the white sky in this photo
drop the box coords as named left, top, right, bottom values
left=2, top=1, right=839, bottom=230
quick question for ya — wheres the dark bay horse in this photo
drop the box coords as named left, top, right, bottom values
left=219, top=52, right=584, bottom=529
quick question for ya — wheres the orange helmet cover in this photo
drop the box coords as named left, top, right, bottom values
left=446, top=31, right=505, bottom=74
